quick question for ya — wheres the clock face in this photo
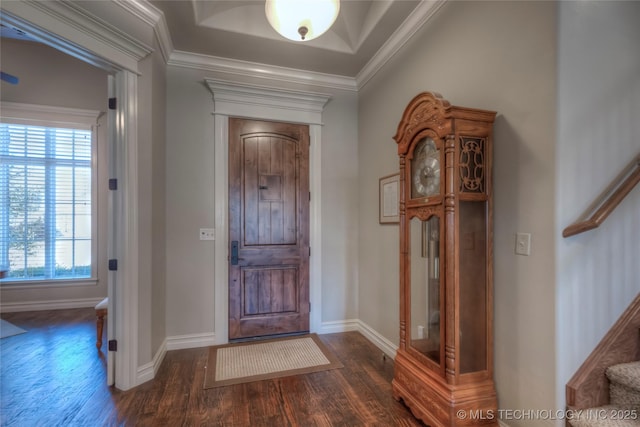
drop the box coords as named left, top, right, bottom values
left=412, top=138, right=440, bottom=198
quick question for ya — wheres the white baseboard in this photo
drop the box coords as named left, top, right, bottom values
left=165, top=332, right=217, bottom=351
left=154, top=331, right=214, bottom=385
left=161, top=321, right=397, bottom=361
left=137, top=338, right=167, bottom=385
left=319, top=318, right=360, bottom=334
left=0, top=297, right=104, bottom=312
left=317, top=318, right=398, bottom=360
left=355, top=320, right=398, bottom=360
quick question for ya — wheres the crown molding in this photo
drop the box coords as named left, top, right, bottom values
left=170, top=50, right=358, bottom=92
left=112, top=0, right=174, bottom=63
left=0, top=0, right=153, bottom=73
left=356, top=0, right=447, bottom=90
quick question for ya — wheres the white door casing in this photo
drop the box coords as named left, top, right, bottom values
left=205, top=79, right=330, bottom=345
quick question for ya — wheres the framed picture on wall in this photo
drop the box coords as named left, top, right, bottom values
left=379, top=173, right=400, bottom=224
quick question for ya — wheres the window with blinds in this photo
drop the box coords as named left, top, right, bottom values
left=0, top=122, right=93, bottom=281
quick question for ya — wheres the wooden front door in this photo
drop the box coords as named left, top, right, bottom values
left=228, top=118, right=310, bottom=340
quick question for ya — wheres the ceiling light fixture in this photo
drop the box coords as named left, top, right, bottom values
left=265, top=0, right=340, bottom=42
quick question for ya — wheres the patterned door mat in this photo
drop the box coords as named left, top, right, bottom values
left=204, top=334, right=343, bottom=388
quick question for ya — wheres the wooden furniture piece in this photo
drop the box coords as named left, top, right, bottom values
left=95, top=297, right=108, bottom=350
left=391, top=92, right=498, bottom=426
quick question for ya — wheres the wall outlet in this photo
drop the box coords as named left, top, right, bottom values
left=515, top=232, right=531, bottom=256
left=199, top=228, right=215, bottom=240
left=417, top=325, right=425, bottom=339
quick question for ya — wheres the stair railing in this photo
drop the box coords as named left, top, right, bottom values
left=563, top=153, right=640, bottom=238
left=566, top=293, right=640, bottom=411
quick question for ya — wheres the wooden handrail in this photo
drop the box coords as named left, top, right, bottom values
left=563, top=154, right=640, bottom=238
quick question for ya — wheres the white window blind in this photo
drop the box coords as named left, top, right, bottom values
left=0, top=122, right=93, bottom=281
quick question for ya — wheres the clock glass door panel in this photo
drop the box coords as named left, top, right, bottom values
left=409, top=215, right=441, bottom=364
left=459, top=201, right=487, bottom=374
left=411, top=138, right=440, bottom=199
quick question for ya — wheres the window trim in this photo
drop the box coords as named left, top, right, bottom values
left=0, top=101, right=101, bottom=286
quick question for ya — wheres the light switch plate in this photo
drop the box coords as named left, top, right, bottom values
left=515, top=232, right=531, bottom=256
left=199, top=228, right=215, bottom=240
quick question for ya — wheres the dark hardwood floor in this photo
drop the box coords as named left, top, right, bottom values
left=0, top=308, right=423, bottom=426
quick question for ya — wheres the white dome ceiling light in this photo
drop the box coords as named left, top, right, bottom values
left=265, top=0, right=340, bottom=42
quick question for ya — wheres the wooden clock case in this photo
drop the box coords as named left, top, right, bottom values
left=391, top=92, right=498, bottom=426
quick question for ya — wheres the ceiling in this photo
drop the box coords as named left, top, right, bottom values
left=1, top=1, right=443, bottom=80
left=149, top=0, right=423, bottom=77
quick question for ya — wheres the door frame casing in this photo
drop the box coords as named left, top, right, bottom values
left=206, top=79, right=330, bottom=345
left=1, top=1, right=152, bottom=391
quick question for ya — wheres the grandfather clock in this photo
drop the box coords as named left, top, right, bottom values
left=391, top=92, right=498, bottom=426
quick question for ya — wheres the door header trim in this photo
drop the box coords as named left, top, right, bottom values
left=205, top=78, right=330, bottom=125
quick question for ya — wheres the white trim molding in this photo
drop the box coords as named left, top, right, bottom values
left=320, top=319, right=360, bottom=334
left=0, top=279, right=98, bottom=290
left=175, top=51, right=358, bottom=92
left=166, top=332, right=217, bottom=351
left=205, top=79, right=331, bottom=124
left=356, top=0, right=446, bottom=89
left=356, top=320, right=399, bottom=360
left=111, top=69, right=140, bottom=391
left=317, top=319, right=398, bottom=361
left=0, top=297, right=104, bottom=313
left=0, top=102, right=100, bottom=128
left=205, top=78, right=330, bottom=345
left=0, top=0, right=152, bottom=73
left=137, top=338, right=167, bottom=384
left=212, top=113, right=229, bottom=345
left=112, top=0, right=174, bottom=63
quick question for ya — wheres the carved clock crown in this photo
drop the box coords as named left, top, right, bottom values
left=393, top=92, right=452, bottom=155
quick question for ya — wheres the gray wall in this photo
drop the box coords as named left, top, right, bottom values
left=0, top=39, right=109, bottom=309
left=136, top=37, right=168, bottom=366
left=357, top=2, right=558, bottom=424
left=556, top=0, right=640, bottom=414
left=164, top=66, right=359, bottom=339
